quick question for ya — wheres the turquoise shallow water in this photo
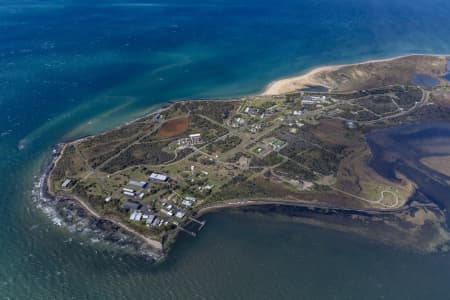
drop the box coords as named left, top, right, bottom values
left=2, top=0, right=450, bottom=298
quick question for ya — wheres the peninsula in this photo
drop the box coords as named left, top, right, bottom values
left=41, top=54, right=450, bottom=260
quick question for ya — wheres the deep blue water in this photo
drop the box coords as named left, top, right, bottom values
left=2, top=0, right=450, bottom=298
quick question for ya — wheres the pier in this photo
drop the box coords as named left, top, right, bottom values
left=177, top=226, right=197, bottom=237
left=188, top=217, right=206, bottom=231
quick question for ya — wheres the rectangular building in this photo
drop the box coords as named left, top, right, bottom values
left=128, top=180, right=148, bottom=188
left=181, top=200, right=193, bottom=207
left=149, top=173, right=168, bottom=182
left=146, top=215, right=156, bottom=225
left=61, top=179, right=71, bottom=189
left=122, top=200, right=141, bottom=211
left=175, top=211, right=185, bottom=219
left=189, top=133, right=202, bottom=144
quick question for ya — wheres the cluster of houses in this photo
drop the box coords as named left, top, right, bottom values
left=249, top=122, right=263, bottom=133
left=301, top=95, right=327, bottom=105
left=129, top=208, right=164, bottom=227
left=122, top=200, right=165, bottom=227
left=114, top=172, right=197, bottom=229
left=229, top=116, right=245, bottom=128
left=177, top=133, right=202, bottom=146
left=244, top=106, right=260, bottom=116
left=244, top=106, right=266, bottom=120
left=229, top=106, right=268, bottom=132
left=181, top=196, right=196, bottom=207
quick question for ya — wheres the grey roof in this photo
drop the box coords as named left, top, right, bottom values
left=121, top=200, right=142, bottom=210
left=128, top=180, right=148, bottom=188
left=146, top=215, right=156, bottom=225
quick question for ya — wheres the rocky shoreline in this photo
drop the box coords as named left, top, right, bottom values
left=33, top=54, right=450, bottom=259
left=35, top=142, right=450, bottom=260
left=33, top=144, right=165, bottom=262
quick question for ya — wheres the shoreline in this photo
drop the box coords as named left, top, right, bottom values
left=38, top=116, right=447, bottom=260
left=194, top=198, right=449, bottom=253
left=36, top=143, right=165, bottom=261
left=262, top=53, right=449, bottom=95
left=37, top=53, right=450, bottom=260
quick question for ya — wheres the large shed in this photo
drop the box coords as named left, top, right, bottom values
left=121, top=200, right=142, bottom=211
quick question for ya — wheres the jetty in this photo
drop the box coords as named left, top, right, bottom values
left=188, top=217, right=206, bottom=231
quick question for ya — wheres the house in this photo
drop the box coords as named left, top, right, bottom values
left=302, top=95, right=326, bottom=105
left=175, top=211, right=185, bottom=219
left=244, top=106, right=259, bottom=115
left=189, top=133, right=202, bottom=144
left=122, top=200, right=141, bottom=211
left=161, top=209, right=173, bottom=216
left=181, top=200, right=193, bottom=207
left=149, top=173, right=168, bottom=182
left=128, top=180, right=148, bottom=189
left=230, top=117, right=245, bottom=128
left=134, top=212, right=143, bottom=221
left=104, top=196, right=112, bottom=203
left=122, top=188, right=134, bottom=193
left=301, top=99, right=316, bottom=105
left=153, top=217, right=162, bottom=226
left=177, top=137, right=192, bottom=146
left=123, top=191, right=135, bottom=197
left=146, top=215, right=156, bottom=226
left=199, top=184, right=214, bottom=192
left=138, top=192, right=145, bottom=199
left=61, top=179, right=71, bottom=189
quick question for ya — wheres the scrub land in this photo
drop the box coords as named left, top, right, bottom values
left=44, top=54, right=450, bottom=259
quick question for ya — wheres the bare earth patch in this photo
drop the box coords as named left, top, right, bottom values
left=158, top=116, right=189, bottom=137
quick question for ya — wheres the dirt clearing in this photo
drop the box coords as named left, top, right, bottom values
left=158, top=117, right=189, bottom=137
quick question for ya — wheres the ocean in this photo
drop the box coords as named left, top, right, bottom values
left=2, top=0, right=450, bottom=298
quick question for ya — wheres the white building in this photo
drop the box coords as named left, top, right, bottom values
left=175, top=211, right=185, bottom=219
left=128, top=180, right=148, bottom=188
left=181, top=200, right=193, bottom=207
left=161, top=209, right=173, bottom=216
left=149, top=173, right=168, bottom=182
left=189, top=133, right=202, bottom=144
left=61, top=179, right=71, bottom=188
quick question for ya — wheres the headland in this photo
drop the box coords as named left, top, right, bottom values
left=39, top=54, right=450, bottom=259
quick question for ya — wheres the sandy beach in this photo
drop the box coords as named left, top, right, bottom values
left=262, top=54, right=448, bottom=95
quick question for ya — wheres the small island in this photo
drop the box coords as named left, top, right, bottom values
left=40, top=54, right=450, bottom=260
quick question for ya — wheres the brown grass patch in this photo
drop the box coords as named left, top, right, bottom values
left=312, top=119, right=359, bottom=146
left=158, top=117, right=189, bottom=137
